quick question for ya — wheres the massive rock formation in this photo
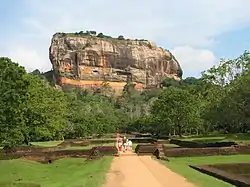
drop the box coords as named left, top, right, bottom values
left=49, top=32, right=182, bottom=95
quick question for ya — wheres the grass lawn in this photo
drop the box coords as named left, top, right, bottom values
left=164, top=154, right=250, bottom=187
left=164, top=144, right=180, bottom=148
left=0, top=157, right=113, bottom=187
left=66, top=143, right=116, bottom=150
left=31, top=141, right=63, bottom=147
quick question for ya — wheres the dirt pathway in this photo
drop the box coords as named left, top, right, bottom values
left=102, top=152, right=195, bottom=187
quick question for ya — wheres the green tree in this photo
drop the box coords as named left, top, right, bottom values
left=0, top=57, right=29, bottom=147
left=65, top=90, right=126, bottom=137
left=161, top=77, right=180, bottom=87
left=151, top=87, right=200, bottom=137
left=201, top=50, right=250, bottom=86
left=25, top=74, right=68, bottom=141
left=202, top=51, right=250, bottom=133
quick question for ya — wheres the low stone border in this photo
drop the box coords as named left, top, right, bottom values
left=0, top=146, right=118, bottom=163
left=135, top=144, right=157, bottom=154
left=170, top=139, right=237, bottom=148
left=164, top=145, right=250, bottom=157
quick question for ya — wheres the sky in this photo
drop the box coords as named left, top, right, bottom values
left=1, top=0, right=250, bottom=78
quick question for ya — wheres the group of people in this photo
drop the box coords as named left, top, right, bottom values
left=116, top=135, right=133, bottom=152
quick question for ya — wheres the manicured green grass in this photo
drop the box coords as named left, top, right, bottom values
left=31, top=141, right=63, bottom=147
left=66, top=146, right=96, bottom=150
left=164, top=154, right=250, bottom=187
left=132, top=143, right=137, bottom=150
left=0, top=157, right=113, bottom=187
left=164, top=144, right=180, bottom=148
left=66, top=143, right=116, bottom=150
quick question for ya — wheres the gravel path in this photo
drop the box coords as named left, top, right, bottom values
left=102, top=153, right=196, bottom=187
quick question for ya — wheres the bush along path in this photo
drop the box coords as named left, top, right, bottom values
left=102, top=152, right=195, bottom=187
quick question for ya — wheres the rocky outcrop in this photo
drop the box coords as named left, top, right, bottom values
left=49, top=32, right=182, bottom=95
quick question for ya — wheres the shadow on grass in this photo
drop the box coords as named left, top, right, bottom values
left=165, top=155, right=250, bottom=187
left=190, top=138, right=226, bottom=143
left=190, top=163, right=250, bottom=187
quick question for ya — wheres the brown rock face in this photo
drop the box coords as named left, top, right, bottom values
left=49, top=33, right=182, bottom=95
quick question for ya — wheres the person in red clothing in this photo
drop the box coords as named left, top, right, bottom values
left=115, top=133, right=123, bottom=152
left=115, top=134, right=119, bottom=148
left=118, top=138, right=123, bottom=152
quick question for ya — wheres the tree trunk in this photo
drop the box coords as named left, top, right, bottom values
left=22, top=128, right=30, bottom=145
left=177, top=125, right=182, bottom=137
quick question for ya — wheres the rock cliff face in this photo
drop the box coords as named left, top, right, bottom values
left=49, top=33, right=182, bottom=95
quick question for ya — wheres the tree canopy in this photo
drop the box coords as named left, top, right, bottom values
left=1, top=51, right=250, bottom=147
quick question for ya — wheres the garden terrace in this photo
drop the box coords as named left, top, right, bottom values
left=156, top=140, right=170, bottom=144
left=90, top=139, right=115, bottom=144
left=190, top=163, right=250, bottom=186
left=135, top=144, right=158, bottom=155
left=2, top=145, right=67, bottom=153
left=91, top=146, right=118, bottom=156
left=134, top=133, right=152, bottom=138
left=57, top=140, right=115, bottom=148
left=163, top=145, right=250, bottom=157
left=0, top=149, right=92, bottom=163
left=152, top=135, right=170, bottom=140
left=131, top=137, right=157, bottom=143
left=0, top=145, right=118, bottom=163
left=59, top=137, right=154, bottom=148
left=169, top=139, right=237, bottom=148
left=178, top=133, right=250, bottom=145
left=69, top=141, right=91, bottom=146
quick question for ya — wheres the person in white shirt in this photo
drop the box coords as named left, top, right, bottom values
left=127, top=140, right=132, bottom=151
left=122, top=136, right=127, bottom=152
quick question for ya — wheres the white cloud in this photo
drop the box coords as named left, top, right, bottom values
left=171, top=46, right=217, bottom=78
left=7, top=45, right=49, bottom=72
left=3, top=0, right=250, bottom=76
